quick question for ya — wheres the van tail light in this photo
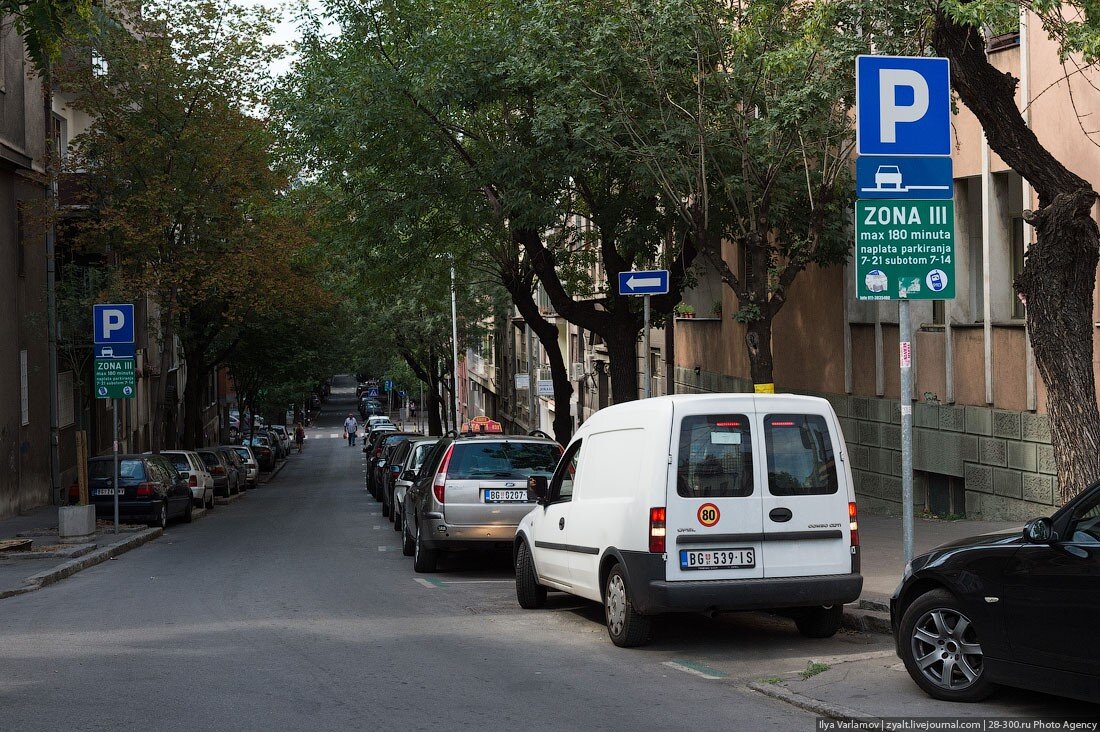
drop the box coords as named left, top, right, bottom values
left=136, top=483, right=154, bottom=497
left=649, top=507, right=666, bottom=554
left=849, top=501, right=861, bottom=573
left=189, top=475, right=198, bottom=487
left=433, top=444, right=455, bottom=504
left=68, top=483, right=80, bottom=503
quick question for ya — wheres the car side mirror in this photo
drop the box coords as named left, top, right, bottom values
left=528, top=476, right=549, bottom=505
left=1024, top=517, right=1055, bottom=543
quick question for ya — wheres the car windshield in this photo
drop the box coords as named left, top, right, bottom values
left=163, top=454, right=191, bottom=472
left=197, top=452, right=220, bottom=469
left=446, top=441, right=562, bottom=479
left=232, top=448, right=251, bottom=460
left=90, top=459, right=146, bottom=483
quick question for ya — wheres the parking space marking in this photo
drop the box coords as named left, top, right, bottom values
left=662, top=660, right=728, bottom=680
left=378, top=546, right=395, bottom=551
left=414, top=578, right=445, bottom=588
left=437, top=580, right=513, bottom=585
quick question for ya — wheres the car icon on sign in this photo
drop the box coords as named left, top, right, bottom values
left=874, top=165, right=903, bottom=189
left=101, top=347, right=114, bottom=357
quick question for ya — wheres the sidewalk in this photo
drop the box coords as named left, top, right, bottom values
left=0, top=504, right=162, bottom=599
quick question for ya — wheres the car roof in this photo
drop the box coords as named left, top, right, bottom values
left=90, top=454, right=151, bottom=461
left=450, top=435, right=559, bottom=445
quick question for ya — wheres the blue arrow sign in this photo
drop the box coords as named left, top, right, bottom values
left=93, top=303, right=135, bottom=345
left=856, top=157, right=953, bottom=199
left=857, top=56, right=950, bottom=157
left=618, top=269, right=669, bottom=296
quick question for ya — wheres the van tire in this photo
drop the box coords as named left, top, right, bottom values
left=515, top=542, right=546, bottom=609
left=413, top=522, right=437, bottom=573
left=604, top=565, right=652, bottom=647
left=795, top=605, right=843, bottom=638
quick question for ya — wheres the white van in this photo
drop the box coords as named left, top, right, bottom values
left=515, top=394, right=863, bottom=647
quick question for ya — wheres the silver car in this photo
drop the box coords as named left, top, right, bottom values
left=229, top=445, right=260, bottom=487
left=403, top=434, right=562, bottom=572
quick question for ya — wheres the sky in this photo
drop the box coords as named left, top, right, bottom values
left=237, top=0, right=330, bottom=77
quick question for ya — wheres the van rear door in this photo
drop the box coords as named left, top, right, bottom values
left=666, top=405, right=764, bottom=582
left=759, top=404, right=851, bottom=578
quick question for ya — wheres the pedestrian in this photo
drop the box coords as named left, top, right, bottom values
left=409, top=400, right=417, bottom=421
left=294, top=422, right=306, bottom=453
left=343, top=413, right=359, bottom=447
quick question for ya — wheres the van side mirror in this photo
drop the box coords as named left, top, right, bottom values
left=528, top=476, right=549, bottom=505
left=1024, top=517, right=1055, bottom=544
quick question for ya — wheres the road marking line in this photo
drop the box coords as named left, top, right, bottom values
left=414, top=578, right=445, bottom=588
left=438, top=580, right=514, bottom=585
left=662, top=660, right=728, bottom=680
left=378, top=546, right=395, bottom=551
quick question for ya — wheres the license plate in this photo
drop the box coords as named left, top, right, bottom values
left=679, top=548, right=755, bottom=570
left=483, top=489, right=529, bottom=503
left=93, top=488, right=123, bottom=496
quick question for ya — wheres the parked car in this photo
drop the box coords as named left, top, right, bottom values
left=364, top=426, right=400, bottom=495
left=516, top=394, right=863, bottom=647
left=216, top=447, right=249, bottom=491
left=269, top=425, right=292, bottom=454
left=359, top=398, right=384, bottom=418
left=891, top=480, right=1100, bottom=704
left=85, top=454, right=193, bottom=528
left=243, top=435, right=277, bottom=471
left=229, top=445, right=260, bottom=487
left=403, top=429, right=563, bottom=573
left=373, top=433, right=424, bottom=517
left=160, top=450, right=215, bottom=509
left=197, top=449, right=239, bottom=497
left=391, top=437, right=439, bottom=535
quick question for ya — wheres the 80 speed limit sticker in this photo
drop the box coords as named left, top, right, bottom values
left=697, top=503, right=720, bottom=527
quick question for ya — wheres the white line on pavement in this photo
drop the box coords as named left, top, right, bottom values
left=438, top=580, right=513, bottom=585
left=662, top=661, right=728, bottom=680
left=414, top=578, right=438, bottom=588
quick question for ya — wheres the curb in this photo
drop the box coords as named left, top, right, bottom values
left=749, top=680, right=872, bottom=721
left=259, top=459, right=289, bottom=485
left=843, top=606, right=892, bottom=635
left=0, top=527, right=163, bottom=600
left=215, top=492, right=244, bottom=506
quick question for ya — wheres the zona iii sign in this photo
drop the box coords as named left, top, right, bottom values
left=855, top=200, right=955, bottom=301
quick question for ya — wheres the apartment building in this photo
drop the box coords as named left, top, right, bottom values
left=675, top=17, right=1089, bottom=521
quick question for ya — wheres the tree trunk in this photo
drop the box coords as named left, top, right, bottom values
left=746, top=317, right=775, bottom=388
left=604, top=326, right=640, bottom=404
left=502, top=268, right=574, bottom=443
left=933, top=12, right=1100, bottom=503
left=182, top=354, right=208, bottom=447
left=150, top=289, right=177, bottom=451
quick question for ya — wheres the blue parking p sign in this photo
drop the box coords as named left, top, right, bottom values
left=93, top=303, right=135, bottom=345
left=856, top=56, right=950, bottom=157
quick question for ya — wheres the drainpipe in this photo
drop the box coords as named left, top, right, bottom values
left=1019, top=8, right=1038, bottom=412
left=44, top=61, right=61, bottom=503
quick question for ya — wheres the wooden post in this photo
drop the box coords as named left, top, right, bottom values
left=76, top=430, right=89, bottom=505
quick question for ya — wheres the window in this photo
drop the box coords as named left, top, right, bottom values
left=445, top=441, right=562, bottom=480
left=1068, top=494, right=1100, bottom=544
left=165, top=454, right=191, bottom=472
left=676, top=415, right=754, bottom=498
left=764, top=414, right=839, bottom=496
left=90, top=459, right=145, bottom=482
left=91, top=51, right=108, bottom=77
left=19, top=350, right=29, bottom=426
left=550, top=441, right=582, bottom=502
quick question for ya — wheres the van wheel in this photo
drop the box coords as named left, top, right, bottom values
left=604, top=565, right=651, bottom=647
left=795, top=605, right=843, bottom=638
left=413, top=522, right=437, bottom=573
left=515, top=542, right=547, bottom=609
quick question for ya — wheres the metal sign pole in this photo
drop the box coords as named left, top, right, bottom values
left=643, top=294, right=652, bottom=399
left=899, top=299, right=914, bottom=565
left=526, top=324, right=536, bottom=431
left=113, top=398, right=119, bottom=535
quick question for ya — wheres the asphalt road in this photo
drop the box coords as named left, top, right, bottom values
left=0, top=380, right=888, bottom=731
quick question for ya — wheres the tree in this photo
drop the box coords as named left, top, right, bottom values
left=61, top=0, right=302, bottom=448
left=2, top=0, right=89, bottom=68
left=924, top=0, right=1100, bottom=502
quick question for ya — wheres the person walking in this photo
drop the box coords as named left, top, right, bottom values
left=343, top=413, right=359, bottom=447
left=294, top=423, right=306, bottom=452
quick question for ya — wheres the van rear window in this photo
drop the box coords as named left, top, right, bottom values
left=676, top=415, right=753, bottom=497
left=764, top=414, right=838, bottom=496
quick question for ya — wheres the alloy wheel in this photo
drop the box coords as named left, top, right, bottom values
left=910, top=607, right=983, bottom=691
left=605, top=574, right=627, bottom=637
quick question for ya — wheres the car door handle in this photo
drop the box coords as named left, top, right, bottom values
left=559, top=517, right=565, bottom=530
left=769, top=507, right=793, bottom=523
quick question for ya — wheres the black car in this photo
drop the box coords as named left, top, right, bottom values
left=376, top=435, right=423, bottom=518
left=197, top=448, right=239, bottom=497
left=216, top=447, right=249, bottom=492
left=368, top=432, right=421, bottom=503
left=87, top=454, right=193, bottom=529
left=891, top=481, right=1100, bottom=704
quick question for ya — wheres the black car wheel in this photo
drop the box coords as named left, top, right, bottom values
left=182, top=499, right=194, bottom=523
left=413, top=521, right=437, bottom=573
left=206, top=490, right=215, bottom=510
left=401, top=513, right=415, bottom=556
left=149, top=502, right=167, bottom=530
left=515, top=541, right=547, bottom=609
left=899, top=589, right=994, bottom=702
left=382, top=494, right=391, bottom=518
left=795, top=605, right=843, bottom=638
left=392, top=504, right=402, bottom=532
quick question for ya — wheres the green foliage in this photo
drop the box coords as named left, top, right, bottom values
left=2, top=0, right=91, bottom=68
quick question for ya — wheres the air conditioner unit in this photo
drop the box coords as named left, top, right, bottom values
left=571, top=362, right=585, bottom=380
